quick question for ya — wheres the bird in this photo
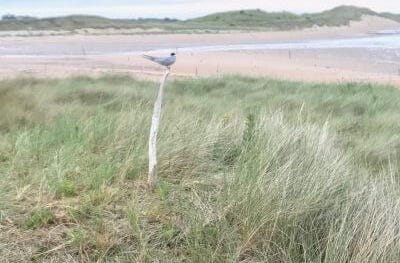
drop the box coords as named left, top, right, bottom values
left=142, top=53, right=176, bottom=69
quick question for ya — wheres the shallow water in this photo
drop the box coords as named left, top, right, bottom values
left=160, top=34, right=400, bottom=53
left=1, top=33, right=400, bottom=57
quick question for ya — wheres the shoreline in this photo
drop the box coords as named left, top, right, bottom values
left=0, top=15, right=399, bottom=86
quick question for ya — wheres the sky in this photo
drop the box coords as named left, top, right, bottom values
left=0, top=0, right=399, bottom=19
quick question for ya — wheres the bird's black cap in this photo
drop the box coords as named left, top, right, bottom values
left=171, top=53, right=176, bottom=56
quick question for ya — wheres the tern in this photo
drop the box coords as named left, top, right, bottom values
left=142, top=53, right=176, bottom=69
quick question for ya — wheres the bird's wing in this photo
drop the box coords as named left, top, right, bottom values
left=142, top=54, right=158, bottom=62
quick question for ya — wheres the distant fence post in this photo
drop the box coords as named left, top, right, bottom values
left=148, top=69, right=170, bottom=192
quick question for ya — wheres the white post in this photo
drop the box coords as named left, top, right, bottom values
left=148, top=69, right=170, bottom=191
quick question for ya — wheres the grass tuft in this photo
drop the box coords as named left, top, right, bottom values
left=24, top=208, right=56, bottom=230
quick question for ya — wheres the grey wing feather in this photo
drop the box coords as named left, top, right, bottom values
left=142, top=54, right=176, bottom=66
left=142, top=54, right=158, bottom=62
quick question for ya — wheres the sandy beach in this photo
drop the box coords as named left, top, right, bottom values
left=1, top=15, right=400, bottom=85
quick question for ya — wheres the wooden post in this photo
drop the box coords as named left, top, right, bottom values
left=148, top=69, right=170, bottom=191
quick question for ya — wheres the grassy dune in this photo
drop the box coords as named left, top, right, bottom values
left=0, top=75, right=400, bottom=262
left=184, top=6, right=377, bottom=30
left=1, top=6, right=399, bottom=32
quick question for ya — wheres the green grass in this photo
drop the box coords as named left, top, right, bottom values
left=184, top=6, right=377, bottom=30
left=24, top=208, right=56, bottom=230
left=1, top=6, right=399, bottom=33
left=381, top=13, right=400, bottom=22
left=0, top=75, right=400, bottom=262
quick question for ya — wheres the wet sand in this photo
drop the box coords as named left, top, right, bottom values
left=0, top=15, right=400, bottom=86
left=3, top=49, right=398, bottom=85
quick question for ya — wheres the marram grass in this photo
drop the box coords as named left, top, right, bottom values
left=0, top=75, right=399, bottom=262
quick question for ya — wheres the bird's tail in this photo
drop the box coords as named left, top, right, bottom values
left=142, top=54, right=157, bottom=62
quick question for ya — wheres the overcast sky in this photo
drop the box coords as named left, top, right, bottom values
left=0, top=0, right=399, bottom=19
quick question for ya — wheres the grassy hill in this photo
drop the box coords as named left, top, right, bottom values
left=185, top=6, right=378, bottom=30
left=1, top=75, right=400, bottom=261
left=380, top=12, right=400, bottom=22
left=0, top=5, right=399, bottom=33
left=0, top=15, right=176, bottom=31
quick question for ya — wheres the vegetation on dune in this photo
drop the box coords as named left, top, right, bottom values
left=1, top=5, right=399, bottom=32
left=185, top=6, right=378, bottom=30
left=0, top=15, right=169, bottom=31
left=380, top=12, right=400, bottom=23
left=0, top=75, right=400, bottom=262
